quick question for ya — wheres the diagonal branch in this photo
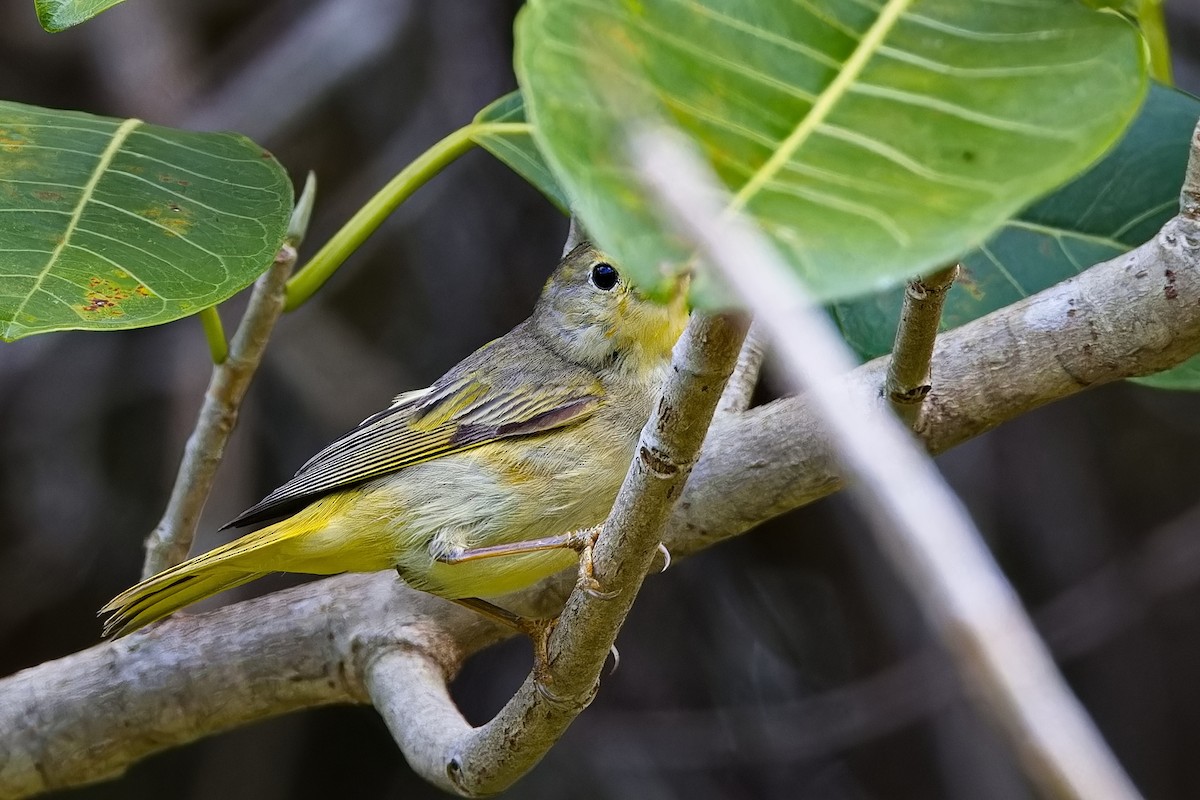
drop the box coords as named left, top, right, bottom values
left=632, top=128, right=1139, bottom=800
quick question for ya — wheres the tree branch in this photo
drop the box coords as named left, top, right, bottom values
left=5, top=122, right=1200, bottom=798
left=141, top=247, right=296, bottom=577
left=885, top=263, right=957, bottom=425
left=716, top=318, right=766, bottom=415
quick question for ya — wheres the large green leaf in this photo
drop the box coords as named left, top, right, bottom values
left=1138, top=358, right=1200, bottom=390
left=0, top=101, right=293, bottom=341
left=472, top=92, right=568, bottom=213
left=832, top=84, right=1200, bottom=388
left=516, top=0, right=1147, bottom=306
left=34, top=0, right=128, bottom=32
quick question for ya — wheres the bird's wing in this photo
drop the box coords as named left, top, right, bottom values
left=223, top=371, right=603, bottom=528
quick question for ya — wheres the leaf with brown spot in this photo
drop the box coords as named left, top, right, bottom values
left=0, top=100, right=294, bottom=341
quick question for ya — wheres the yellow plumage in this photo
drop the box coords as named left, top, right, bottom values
left=101, top=243, right=689, bottom=637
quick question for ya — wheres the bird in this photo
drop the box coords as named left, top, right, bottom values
left=101, top=242, right=690, bottom=640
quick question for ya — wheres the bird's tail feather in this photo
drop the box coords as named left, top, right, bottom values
left=100, top=509, right=336, bottom=638
left=101, top=568, right=262, bottom=638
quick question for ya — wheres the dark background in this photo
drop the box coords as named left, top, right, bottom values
left=2, top=2, right=1200, bottom=798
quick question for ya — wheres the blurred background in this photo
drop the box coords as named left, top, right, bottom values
left=2, top=2, right=1200, bottom=798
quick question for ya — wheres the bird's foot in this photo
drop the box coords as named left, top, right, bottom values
left=563, top=525, right=618, bottom=600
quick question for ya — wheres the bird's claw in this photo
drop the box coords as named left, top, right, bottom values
left=656, top=542, right=672, bottom=573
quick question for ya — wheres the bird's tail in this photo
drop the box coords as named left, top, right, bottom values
left=101, top=566, right=262, bottom=638
left=100, top=501, right=348, bottom=638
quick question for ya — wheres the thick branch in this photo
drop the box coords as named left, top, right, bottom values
left=366, top=312, right=748, bottom=795
left=6, top=124, right=1200, bottom=796
left=672, top=215, right=1200, bottom=561
left=0, top=574, right=502, bottom=798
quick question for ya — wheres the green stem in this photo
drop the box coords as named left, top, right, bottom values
left=283, top=123, right=527, bottom=311
left=1139, top=0, right=1173, bottom=86
left=199, top=306, right=228, bottom=364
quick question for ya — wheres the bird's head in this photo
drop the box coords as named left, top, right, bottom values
left=533, top=243, right=689, bottom=374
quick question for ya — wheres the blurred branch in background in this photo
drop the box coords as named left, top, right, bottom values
left=183, top=0, right=417, bottom=141
left=633, top=128, right=1142, bottom=800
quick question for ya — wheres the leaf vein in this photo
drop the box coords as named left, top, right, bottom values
left=816, top=124, right=997, bottom=193
left=877, top=45, right=1102, bottom=79
left=88, top=199, right=227, bottom=260
left=763, top=179, right=910, bottom=244
left=978, top=242, right=1026, bottom=295
left=849, top=83, right=1074, bottom=139
left=727, top=0, right=913, bottom=214
left=660, top=0, right=842, bottom=70
left=903, top=13, right=1068, bottom=43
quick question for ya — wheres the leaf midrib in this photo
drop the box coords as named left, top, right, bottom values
left=726, top=0, right=913, bottom=215
left=4, top=116, right=144, bottom=339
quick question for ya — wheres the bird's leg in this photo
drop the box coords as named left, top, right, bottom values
left=437, top=526, right=673, bottom=599
left=439, top=529, right=632, bottom=675
left=435, top=531, right=589, bottom=563
left=437, top=526, right=618, bottom=599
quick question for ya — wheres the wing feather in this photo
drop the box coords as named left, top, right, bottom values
left=223, top=370, right=603, bottom=529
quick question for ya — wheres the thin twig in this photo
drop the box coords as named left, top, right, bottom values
left=717, top=318, right=766, bottom=415
left=633, top=129, right=1142, bottom=800
left=366, top=312, right=748, bottom=796
left=885, top=263, right=957, bottom=425
left=140, top=179, right=316, bottom=578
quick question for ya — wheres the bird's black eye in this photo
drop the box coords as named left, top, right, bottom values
left=590, top=262, right=619, bottom=291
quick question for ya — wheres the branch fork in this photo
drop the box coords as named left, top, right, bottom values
left=367, top=310, right=749, bottom=795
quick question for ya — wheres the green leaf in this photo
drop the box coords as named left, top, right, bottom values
left=831, top=84, right=1200, bottom=387
left=516, top=0, right=1148, bottom=306
left=471, top=92, right=569, bottom=213
left=34, top=0, right=128, bottom=32
left=1134, top=356, right=1200, bottom=390
left=0, top=101, right=293, bottom=341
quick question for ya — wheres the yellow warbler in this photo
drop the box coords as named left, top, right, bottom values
left=102, top=243, right=689, bottom=637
